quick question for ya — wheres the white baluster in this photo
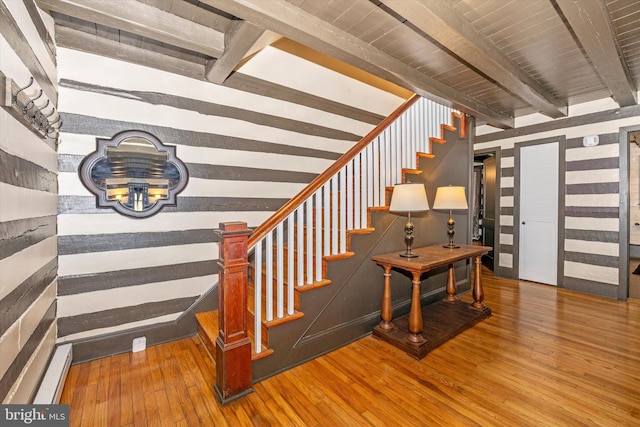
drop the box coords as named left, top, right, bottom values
left=331, top=175, right=338, bottom=255
left=339, top=168, right=347, bottom=253
left=324, top=183, right=330, bottom=256
left=315, top=190, right=322, bottom=282
left=254, top=241, right=262, bottom=353
left=276, top=222, right=284, bottom=318
left=265, top=231, right=273, bottom=321
left=306, top=195, right=313, bottom=284
left=287, top=213, right=294, bottom=315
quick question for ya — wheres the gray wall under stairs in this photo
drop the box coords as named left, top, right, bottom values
left=253, top=115, right=473, bottom=382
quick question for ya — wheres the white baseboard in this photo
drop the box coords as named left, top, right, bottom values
left=33, top=344, right=72, bottom=404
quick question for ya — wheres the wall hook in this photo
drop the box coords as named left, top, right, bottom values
left=12, top=77, right=34, bottom=105
left=23, top=90, right=43, bottom=112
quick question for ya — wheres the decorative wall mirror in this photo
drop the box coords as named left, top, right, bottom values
left=79, top=130, right=188, bottom=218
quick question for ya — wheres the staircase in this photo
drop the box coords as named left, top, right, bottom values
left=196, top=95, right=467, bottom=384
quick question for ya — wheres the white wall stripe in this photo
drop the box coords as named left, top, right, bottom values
left=501, top=177, right=514, bottom=188
left=0, top=110, right=58, bottom=172
left=500, top=215, right=514, bottom=226
left=499, top=253, right=513, bottom=268
left=500, top=233, right=513, bottom=245
left=57, top=274, right=216, bottom=317
left=57, top=49, right=376, bottom=136
left=501, top=157, right=514, bottom=168
left=565, top=239, right=619, bottom=257
left=565, top=169, right=619, bottom=185
left=565, top=144, right=619, bottom=162
left=237, top=45, right=404, bottom=116
left=564, top=261, right=619, bottom=285
left=59, top=88, right=357, bottom=154
left=500, top=196, right=514, bottom=208
left=0, top=237, right=56, bottom=301
left=565, top=217, right=619, bottom=231
left=3, top=324, right=55, bottom=404
left=3, top=0, right=57, bottom=84
left=565, top=193, right=619, bottom=207
left=58, top=173, right=307, bottom=199
left=475, top=116, right=639, bottom=151
left=58, top=133, right=335, bottom=174
left=58, top=211, right=273, bottom=236
left=56, top=313, right=181, bottom=344
left=0, top=280, right=56, bottom=381
left=58, top=243, right=219, bottom=276
left=0, top=183, right=58, bottom=223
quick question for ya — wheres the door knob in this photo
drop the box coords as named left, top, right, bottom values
left=522, top=221, right=525, bottom=224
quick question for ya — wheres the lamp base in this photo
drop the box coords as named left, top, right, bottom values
left=400, top=252, right=419, bottom=258
left=443, top=243, right=460, bottom=249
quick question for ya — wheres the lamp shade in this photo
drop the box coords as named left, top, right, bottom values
left=432, top=186, right=468, bottom=210
left=389, top=183, right=430, bottom=212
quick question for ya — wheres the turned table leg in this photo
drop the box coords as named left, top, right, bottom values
left=379, top=265, right=394, bottom=330
left=471, top=255, right=487, bottom=311
left=444, top=263, right=458, bottom=303
left=407, top=272, right=424, bottom=343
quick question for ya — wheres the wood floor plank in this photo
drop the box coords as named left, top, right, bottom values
left=59, top=269, right=640, bottom=426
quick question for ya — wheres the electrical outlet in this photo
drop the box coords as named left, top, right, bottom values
left=132, top=336, right=146, bottom=353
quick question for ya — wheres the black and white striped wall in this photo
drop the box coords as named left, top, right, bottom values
left=0, top=0, right=58, bottom=403
left=55, top=43, right=406, bottom=357
left=475, top=101, right=640, bottom=299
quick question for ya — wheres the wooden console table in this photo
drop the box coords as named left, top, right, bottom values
left=371, top=244, right=492, bottom=359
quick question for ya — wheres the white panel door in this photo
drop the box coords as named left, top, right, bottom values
left=519, top=142, right=559, bottom=285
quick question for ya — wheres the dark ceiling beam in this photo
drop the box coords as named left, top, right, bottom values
left=380, top=0, right=567, bottom=119
left=204, top=0, right=514, bottom=129
left=205, top=20, right=265, bottom=84
left=36, top=0, right=225, bottom=58
left=555, top=0, right=637, bottom=106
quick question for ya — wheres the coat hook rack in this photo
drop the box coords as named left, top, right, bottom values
left=1, top=75, right=62, bottom=140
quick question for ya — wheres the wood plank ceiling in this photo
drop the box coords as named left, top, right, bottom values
left=36, top=0, right=640, bottom=129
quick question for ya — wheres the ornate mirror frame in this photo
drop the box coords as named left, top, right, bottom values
left=79, top=130, right=189, bottom=218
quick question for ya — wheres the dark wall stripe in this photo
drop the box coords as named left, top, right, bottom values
left=502, top=148, right=514, bottom=158
left=57, top=297, right=197, bottom=337
left=564, top=252, right=619, bottom=268
left=0, top=259, right=57, bottom=334
left=566, top=157, right=619, bottom=171
left=0, top=301, right=55, bottom=402
left=565, top=229, right=619, bottom=243
left=476, top=104, right=640, bottom=143
left=58, top=260, right=218, bottom=296
left=59, top=154, right=326, bottom=182
left=224, top=73, right=385, bottom=125
left=0, top=215, right=56, bottom=260
left=500, top=225, right=513, bottom=234
left=499, top=244, right=513, bottom=254
left=564, top=206, right=619, bottom=218
left=59, top=230, right=219, bottom=255
left=500, top=207, right=514, bottom=216
left=0, top=149, right=57, bottom=193
left=563, top=277, right=618, bottom=299
left=58, top=195, right=290, bottom=215
left=61, top=113, right=345, bottom=159
left=60, top=80, right=362, bottom=141
left=566, top=182, right=619, bottom=194
left=23, top=0, right=56, bottom=64
left=501, top=187, right=514, bottom=197
left=502, top=167, right=514, bottom=177
left=565, top=133, right=618, bottom=149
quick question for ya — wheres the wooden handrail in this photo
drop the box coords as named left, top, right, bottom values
left=247, top=94, right=420, bottom=248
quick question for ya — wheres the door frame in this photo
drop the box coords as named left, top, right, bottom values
left=513, top=136, right=566, bottom=286
left=619, top=124, right=640, bottom=300
left=473, top=147, right=502, bottom=277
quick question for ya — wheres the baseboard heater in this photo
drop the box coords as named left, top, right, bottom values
left=33, top=344, right=72, bottom=404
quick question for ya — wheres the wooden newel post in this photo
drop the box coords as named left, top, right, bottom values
left=214, top=222, right=253, bottom=404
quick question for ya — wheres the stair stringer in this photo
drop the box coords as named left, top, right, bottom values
left=252, top=113, right=472, bottom=382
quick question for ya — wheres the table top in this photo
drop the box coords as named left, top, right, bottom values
left=371, top=244, right=492, bottom=272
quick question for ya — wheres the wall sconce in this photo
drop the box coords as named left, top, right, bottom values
left=433, top=186, right=468, bottom=248
left=389, top=183, right=430, bottom=258
left=1, top=76, right=62, bottom=139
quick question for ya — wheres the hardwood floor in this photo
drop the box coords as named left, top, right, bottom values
left=60, top=269, right=640, bottom=426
